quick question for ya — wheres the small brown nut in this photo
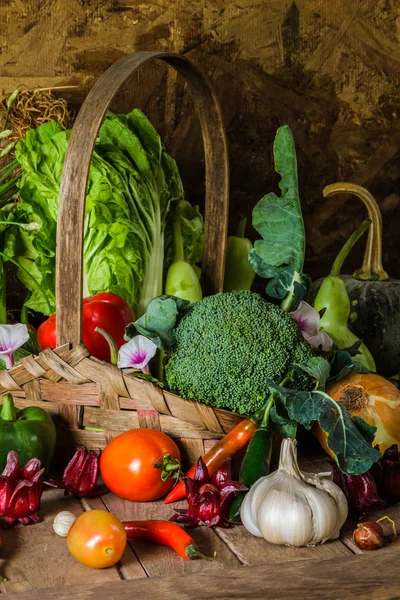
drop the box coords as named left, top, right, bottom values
left=353, top=521, right=384, bottom=550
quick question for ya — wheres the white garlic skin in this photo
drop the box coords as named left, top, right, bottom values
left=241, top=438, right=348, bottom=547
left=53, top=511, right=77, bottom=537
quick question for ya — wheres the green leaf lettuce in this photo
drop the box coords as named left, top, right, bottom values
left=12, top=111, right=203, bottom=317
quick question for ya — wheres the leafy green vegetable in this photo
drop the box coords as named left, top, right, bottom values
left=269, top=400, right=297, bottom=439
left=0, top=201, right=41, bottom=323
left=295, top=356, right=331, bottom=390
left=328, top=350, right=356, bottom=382
left=269, top=383, right=380, bottom=474
left=11, top=111, right=203, bottom=317
left=249, top=125, right=310, bottom=312
left=126, top=295, right=189, bottom=349
left=164, top=200, right=203, bottom=274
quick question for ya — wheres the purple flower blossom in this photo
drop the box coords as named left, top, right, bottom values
left=289, top=301, right=333, bottom=351
left=117, top=335, right=158, bottom=372
left=0, top=324, right=30, bottom=369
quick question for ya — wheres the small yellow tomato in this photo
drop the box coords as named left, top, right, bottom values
left=67, top=510, right=126, bottom=569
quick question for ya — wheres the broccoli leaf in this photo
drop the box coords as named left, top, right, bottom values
left=269, top=401, right=297, bottom=439
left=126, top=295, right=189, bottom=349
left=294, top=356, right=331, bottom=390
left=250, top=125, right=308, bottom=312
left=328, top=349, right=355, bottom=382
left=352, top=415, right=376, bottom=446
left=269, top=383, right=380, bottom=474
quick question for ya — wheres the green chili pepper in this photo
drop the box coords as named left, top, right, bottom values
left=0, top=393, right=57, bottom=474
left=165, top=201, right=202, bottom=302
left=223, top=217, right=255, bottom=292
left=314, top=219, right=376, bottom=371
left=229, top=396, right=273, bottom=522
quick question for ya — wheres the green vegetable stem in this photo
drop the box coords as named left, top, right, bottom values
left=313, top=219, right=376, bottom=371
left=0, top=393, right=56, bottom=474
left=223, top=217, right=255, bottom=292
left=165, top=200, right=202, bottom=303
left=229, top=395, right=274, bottom=522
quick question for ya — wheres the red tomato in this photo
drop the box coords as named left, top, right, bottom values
left=37, top=292, right=134, bottom=362
left=100, top=429, right=181, bottom=502
left=67, top=510, right=126, bottom=569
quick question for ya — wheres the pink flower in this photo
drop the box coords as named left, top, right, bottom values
left=117, top=335, right=157, bottom=373
left=0, top=324, right=29, bottom=369
left=290, top=301, right=333, bottom=351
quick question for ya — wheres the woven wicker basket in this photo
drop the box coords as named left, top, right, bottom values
left=0, top=51, right=243, bottom=464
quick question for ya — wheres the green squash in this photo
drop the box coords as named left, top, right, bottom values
left=308, top=183, right=400, bottom=376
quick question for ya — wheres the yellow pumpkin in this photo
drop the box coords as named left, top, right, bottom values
left=316, top=372, right=400, bottom=455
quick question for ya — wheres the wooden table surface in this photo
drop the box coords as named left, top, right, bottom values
left=1, top=454, right=399, bottom=599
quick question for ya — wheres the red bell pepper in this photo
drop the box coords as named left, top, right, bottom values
left=37, top=292, right=134, bottom=362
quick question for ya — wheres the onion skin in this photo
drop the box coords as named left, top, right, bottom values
left=353, top=521, right=384, bottom=550
left=316, top=373, right=400, bottom=454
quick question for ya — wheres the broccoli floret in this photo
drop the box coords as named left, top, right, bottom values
left=165, top=290, right=315, bottom=414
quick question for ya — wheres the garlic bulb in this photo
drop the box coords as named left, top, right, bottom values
left=241, top=438, right=348, bottom=547
left=53, top=511, right=77, bottom=537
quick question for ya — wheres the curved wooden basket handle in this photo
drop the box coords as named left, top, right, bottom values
left=56, top=51, right=229, bottom=346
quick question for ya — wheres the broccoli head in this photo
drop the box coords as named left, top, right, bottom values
left=164, top=290, right=315, bottom=414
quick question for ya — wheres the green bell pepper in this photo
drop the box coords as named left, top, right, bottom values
left=223, top=217, right=255, bottom=292
left=0, top=393, right=56, bottom=474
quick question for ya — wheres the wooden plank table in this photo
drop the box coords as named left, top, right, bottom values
left=1, top=454, right=399, bottom=599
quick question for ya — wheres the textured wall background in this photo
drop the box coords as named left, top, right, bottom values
left=1, top=0, right=399, bottom=281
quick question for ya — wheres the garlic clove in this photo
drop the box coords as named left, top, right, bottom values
left=240, top=478, right=264, bottom=537
left=257, top=484, right=315, bottom=546
left=302, top=471, right=348, bottom=541
left=241, top=470, right=286, bottom=537
left=53, top=511, right=77, bottom=537
left=301, top=485, right=339, bottom=544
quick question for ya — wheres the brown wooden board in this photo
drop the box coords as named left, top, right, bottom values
left=85, top=494, right=241, bottom=578
left=215, top=525, right=351, bottom=566
left=0, top=489, right=123, bottom=594
left=2, top=453, right=400, bottom=598
left=340, top=498, right=400, bottom=556
left=4, top=551, right=400, bottom=600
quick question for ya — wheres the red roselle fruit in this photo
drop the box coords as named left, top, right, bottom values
left=331, top=462, right=386, bottom=515
left=169, top=457, right=246, bottom=528
left=0, top=450, right=44, bottom=528
left=374, top=444, right=400, bottom=501
left=45, top=447, right=107, bottom=497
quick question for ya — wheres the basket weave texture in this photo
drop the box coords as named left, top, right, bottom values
left=2, top=344, right=242, bottom=462
left=3, top=51, right=236, bottom=463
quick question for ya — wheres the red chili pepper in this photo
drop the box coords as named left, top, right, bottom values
left=37, top=292, right=134, bottom=362
left=123, top=520, right=214, bottom=560
left=163, top=415, right=260, bottom=504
